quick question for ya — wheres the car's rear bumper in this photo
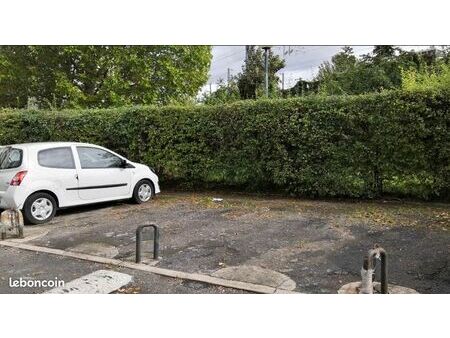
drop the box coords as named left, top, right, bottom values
left=0, top=187, right=26, bottom=209
left=0, top=191, right=12, bottom=209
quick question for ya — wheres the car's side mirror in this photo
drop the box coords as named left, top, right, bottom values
left=120, top=159, right=128, bottom=168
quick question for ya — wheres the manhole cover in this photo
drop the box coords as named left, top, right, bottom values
left=67, top=242, right=119, bottom=258
left=212, top=265, right=296, bottom=291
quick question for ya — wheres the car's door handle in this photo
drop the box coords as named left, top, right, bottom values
left=75, top=174, right=79, bottom=180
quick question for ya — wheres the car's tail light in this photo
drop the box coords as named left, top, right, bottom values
left=10, top=170, right=27, bottom=186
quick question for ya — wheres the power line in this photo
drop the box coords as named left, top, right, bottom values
left=212, top=50, right=243, bottom=63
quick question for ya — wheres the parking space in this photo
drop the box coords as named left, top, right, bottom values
left=0, top=246, right=248, bottom=294
left=1, top=191, right=449, bottom=293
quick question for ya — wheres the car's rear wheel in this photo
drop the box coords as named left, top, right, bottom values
left=132, top=180, right=154, bottom=204
left=23, top=192, right=57, bottom=225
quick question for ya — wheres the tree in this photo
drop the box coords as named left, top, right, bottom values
left=200, top=78, right=240, bottom=105
left=201, top=46, right=285, bottom=104
left=283, top=78, right=319, bottom=97
left=0, top=46, right=212, bottom=109
left=315, top=45, right=449, bottom=95
left=372, top=45, right=398, bottom=60
left=236, top=46, right=285, bottom=99
left=315, top=46, right=359, bottom=95
left=401, top=60, right=450, bottom=92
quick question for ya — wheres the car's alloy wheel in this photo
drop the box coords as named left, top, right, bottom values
left=23, top=192, right=57, bottom=225
left=31, top=197, right=54, bottom=221
left=138, top=183, right=152, bottom=202
left=132, top=180, right=154, bottom=204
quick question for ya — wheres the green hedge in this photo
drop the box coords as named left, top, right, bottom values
left=0, top=90, right=449, bottom=199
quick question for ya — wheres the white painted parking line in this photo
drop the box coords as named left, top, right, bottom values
left=45, top=270, right=133, bottom=294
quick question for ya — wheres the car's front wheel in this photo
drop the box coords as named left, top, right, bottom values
left=132, top=180, right=154, bottom=204
left=23, top=192, right=57, bottom=225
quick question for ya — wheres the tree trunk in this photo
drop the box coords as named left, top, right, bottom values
left=373, top=166, right=383, bottom=197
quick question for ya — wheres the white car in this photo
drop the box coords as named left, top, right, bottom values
left=0, top=142, right=160, bottom=224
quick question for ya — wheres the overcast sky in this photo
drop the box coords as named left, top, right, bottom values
left=202, top=45, right=430, bottom=94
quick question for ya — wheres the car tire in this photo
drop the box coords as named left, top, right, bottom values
left=132, top=179, right=154, bottom=204
left=23, top=192, right=57, bottom=225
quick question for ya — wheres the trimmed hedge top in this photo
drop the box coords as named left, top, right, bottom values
left=0, top=90, right=449, bottom=199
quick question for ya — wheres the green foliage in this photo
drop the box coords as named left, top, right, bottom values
left=316, top=46, right=448, bottom=95
left=0, top=90, right=448, bottom=200
left=237, top=46, right=285, bottom=99
left=202, top=46, right=285, bottom=104
left=401, top=63, right=450, bottom=93
left=0, top=46, right=212, bottom=109
left=200, top=79, right=241, bottom=105
left=283, top=78, right=319, bottom=97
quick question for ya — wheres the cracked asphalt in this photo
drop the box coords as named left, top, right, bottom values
left=1, top=191, right=449, bottom=293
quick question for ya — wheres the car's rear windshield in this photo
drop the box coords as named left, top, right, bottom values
left=0, top=147, right=23, bottom=170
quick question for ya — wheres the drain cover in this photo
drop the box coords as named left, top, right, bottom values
left=212, top=265, right=296, bottom=291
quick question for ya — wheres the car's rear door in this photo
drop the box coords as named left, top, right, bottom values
left=36, top=146, right=80, bottom=206
left=74, top=146, right=133, bottom=201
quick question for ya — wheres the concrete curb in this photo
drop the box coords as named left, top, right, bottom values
left=0, top=240, right=300, bottom=294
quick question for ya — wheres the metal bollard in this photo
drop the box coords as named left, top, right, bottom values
left=361, top=244, right=388, bottom=294
left=339, top=244, right=417, bottom=294
left=135, top=224, right=159, bottom=263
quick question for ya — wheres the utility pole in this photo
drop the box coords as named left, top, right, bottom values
left=262, top=46, right=270, bottom=97
left=281, top=73, right=285, bottom=91
left=209, top=83, right=212, bottom=94
left=227, top=68, right=232, bottom=96
left=245, top=45, right=251, bottom=62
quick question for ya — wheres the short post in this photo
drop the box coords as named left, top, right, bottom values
left=0, top=209, right=24, bottom=240
left=339, top=244, right=417, bottom=294
left=360, top=245, right=388, bottom=294
left=378, top=247, right=388, bottom=294
left=360, top=255, right=375, bottom=294
left=136, top=224, right=159, bottom=263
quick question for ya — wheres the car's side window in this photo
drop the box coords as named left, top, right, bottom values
left=0, top=147, right=23, bottom=170
left=38, top=147, right=75, bottom=169
left=76, top=147, right=123, bottom=169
